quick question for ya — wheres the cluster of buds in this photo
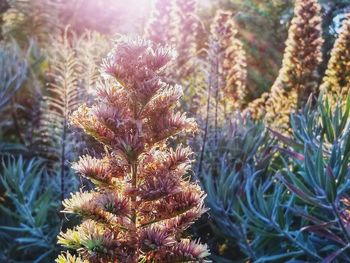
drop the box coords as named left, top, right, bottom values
left=243, top=92, right=269, bottom=120
left=56, top=37, right=210, bottom=262
left=210, top=10, right=247, bottom=110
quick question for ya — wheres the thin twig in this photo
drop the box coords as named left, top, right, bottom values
left=197, top=68, right=212, bottom=177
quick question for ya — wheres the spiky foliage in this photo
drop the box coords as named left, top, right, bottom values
left=320, top=14, right=350, bottom=106
left=0, top=39, right=27, bottom=110
left=210, top=9, right=247, bottom=110
left=200, top=114, right=273, bottom=261
left=201, top=95, right=350, bottom=261
left=57, top=37, right=210, bottom=262
left=0, top=156, right=61, bottom=262
left=144, top=0, right=176, bottom=47
left=264, top=97, right=350, bottom=261
left=0, top=39, right=29, bottom=153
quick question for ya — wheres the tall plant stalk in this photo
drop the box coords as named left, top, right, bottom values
left=56, top=36, right=210, bottom=263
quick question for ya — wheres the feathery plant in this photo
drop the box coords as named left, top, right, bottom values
left=38, top=29, right=83, bottom=201
left=0, top=156, right=60, bottom=262
left=35, top=28, right=109, bottom=200
left=75, top=31, right=111, bottom=99
left=16, top=39, right=49, bottom=149
left=38, top=29, right=110, bottom=161
left=56, top=37, right=210, bottom=262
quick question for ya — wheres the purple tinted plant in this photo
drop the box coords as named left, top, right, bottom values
left=56, top=37, right=210, bottom=263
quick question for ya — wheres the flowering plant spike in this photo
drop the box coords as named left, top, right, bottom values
left=210, top=10, right=247, bottom=110
left=145, top=0, right=176, bottom=47
left=245, top=0, right=323, bottom=133
left=173, top=0, right=198, bottom=70
left=266, top=0, right=323, bottom=132
left=321, top=14, right=350, bottom=107
left=55, top=36, right=210, bottom=263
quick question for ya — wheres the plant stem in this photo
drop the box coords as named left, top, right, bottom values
left=197, top=65, right=212, bottom=177
left=214, top=53, right=219, bottom=146
left=131, top=162, right=138, bottom=226
left=60, top=119, right=67, bottom=206
left=332, top=202, right=350, bottom=243
left=60, top=77, right=68, bottom=205
left=237, top=223, right=256, bottom=260
left=273, top=222, right=322, bottom=260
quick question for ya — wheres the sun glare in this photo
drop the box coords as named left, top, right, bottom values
left=59, top=0, right=154, bottom=34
